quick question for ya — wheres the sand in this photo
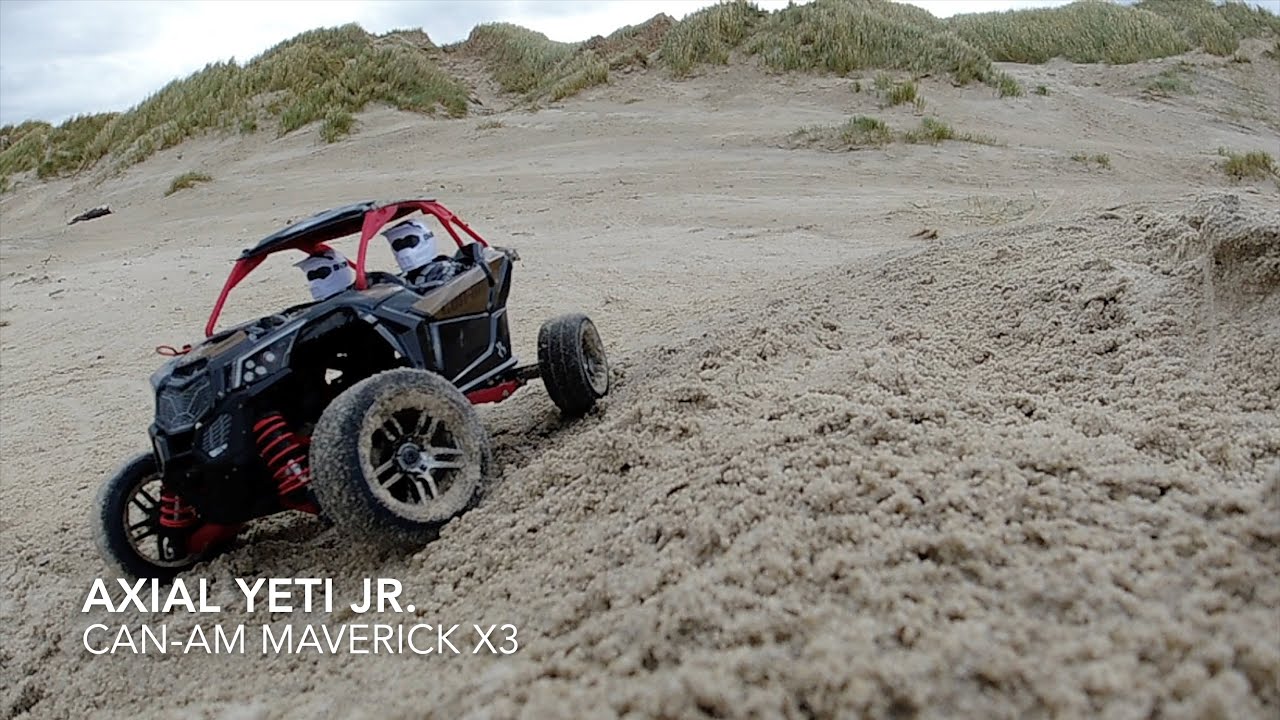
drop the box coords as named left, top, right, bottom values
left=1, top=43, right=1278, bottom=719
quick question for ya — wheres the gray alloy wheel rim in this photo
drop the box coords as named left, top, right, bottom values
left=123, top=476, right=196, bottom=569
left=363, top=400, right=470, bottom=517
left=581, top=322, right=609, bottom=395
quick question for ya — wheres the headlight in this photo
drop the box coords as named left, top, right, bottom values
left=231, top=335, right=293, bottom=388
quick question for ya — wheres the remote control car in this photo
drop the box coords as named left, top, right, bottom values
left=92, top=199, right=610, bottom=580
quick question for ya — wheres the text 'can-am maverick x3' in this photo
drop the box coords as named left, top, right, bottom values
left=93, top=199, right=610, bottom=580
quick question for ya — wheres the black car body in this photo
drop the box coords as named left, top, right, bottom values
left=149, top=242, right=515, bottom=524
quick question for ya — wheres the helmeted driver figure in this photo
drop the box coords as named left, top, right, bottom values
left=295, top=248, right=354, bottom=301
left=381, top=219, right=440, bottom=284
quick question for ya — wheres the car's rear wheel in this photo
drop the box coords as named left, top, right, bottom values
left=538, top=313, right=610, bottom=418
left=309, top=368, right=493, bottom=547
left=92, top=453, right=203, bottom=580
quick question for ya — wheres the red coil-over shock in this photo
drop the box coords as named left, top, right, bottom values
left=159, top=490, right=199, bottom=529
left=253, top=413, right=318, bottom=513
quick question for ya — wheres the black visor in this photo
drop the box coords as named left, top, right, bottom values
left=306, top=261, right=344, bottom=280
left=391, top=234, right=421, bottom=251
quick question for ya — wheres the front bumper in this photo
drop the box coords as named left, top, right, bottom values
left=149, top=383, right=278, bottom=525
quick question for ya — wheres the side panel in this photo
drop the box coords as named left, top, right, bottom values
left=432, top=310, right=516, bottom=391
left=397, top=247, right=518, bottom=388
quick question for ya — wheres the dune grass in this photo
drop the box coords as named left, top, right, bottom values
left=1218, top=148, right=1278, bottom=180
left=319, top=109, right=356, bottom=143
left=1071, top=152, right=1112, bottom=169
left=459, top=15, right=671, bottom=102
left=834, top=116, right=895, bottom=146
left=663, top=0, right=1001, bottom=88
left=1144, top=62, right=1195, bottom=96
left=164, top=171, right=212, bottom=196
left=902, top=117, right=998, bottom=145
left=660, top=0, right=768, bottom=77
left=789, top=114, right=996, bottom=150
left=658, top=0, right=1278, bottom=94
left=1139, top=0, right=1280, bottom=53
left=0, top=24, right=469, bottom=188
left=1133, top=0, right=1239, bottom=55
left=463, top=24, right=581, bottom=95
left=749, top=0, right=995, bottom=83
left=0, top=113, right=119, bottom=186
left=947, top=2, right=1190, bottom=65
left=595, top=13, right=677, bottom=68
left=950, top=0, right=1279, bottom=65
left=903, top=117, right=957, bottom=144
left=886, top=79, right=918, bottom=106
left=788, top=115, right=893, bottom=150
left=992, top=71, right=1024, bottom=97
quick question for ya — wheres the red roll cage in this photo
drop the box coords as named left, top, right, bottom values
left=204, top=199, right=488, bottom=337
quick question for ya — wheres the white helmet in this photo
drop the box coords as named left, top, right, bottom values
left=381, top=219, right=438, bottom=273
left=295, top=248, right=354, bottom=301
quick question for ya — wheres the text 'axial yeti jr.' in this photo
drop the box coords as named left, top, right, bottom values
left=93, top=199, right=610, bottom=580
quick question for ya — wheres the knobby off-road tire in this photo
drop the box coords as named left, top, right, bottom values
left=92, top=452, right=203, bottom=581
left=538, top=313, right=610, bottom=418
left=309, top=368, right=494, bottom=548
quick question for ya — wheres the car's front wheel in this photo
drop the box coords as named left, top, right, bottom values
left=309, top=368, right=494, bottom=547
left=92, top=453, right=205, bottom=580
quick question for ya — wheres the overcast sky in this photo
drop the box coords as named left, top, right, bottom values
left=1, top=0, right=1271, bottom=127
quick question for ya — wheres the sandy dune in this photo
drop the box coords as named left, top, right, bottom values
left=1, top=43, right=1278, bottom=719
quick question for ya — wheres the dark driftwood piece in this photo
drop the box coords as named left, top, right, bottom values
left=68, top=206, right=112, bottom=225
